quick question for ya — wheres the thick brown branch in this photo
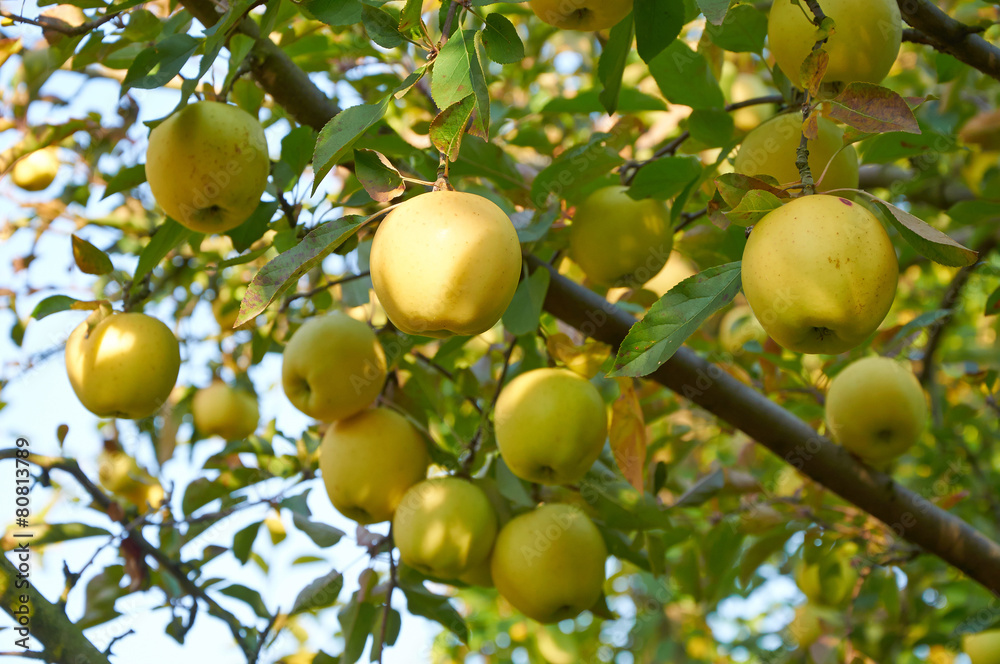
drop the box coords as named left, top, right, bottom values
left=525, top=254, right=1000, bottom=595
left=896, top=0, right=1000, bottom=81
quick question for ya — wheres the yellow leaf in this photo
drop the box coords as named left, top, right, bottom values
left=546, top=332, right=611, bottom=378
left=611, top=377, right=647, bottom=491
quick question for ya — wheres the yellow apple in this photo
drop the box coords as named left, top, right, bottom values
left=733, top=113, right=859, bottom=193
left=769, top=0, right=902, bottom=89
left=370, top=190, right=521, bottom=337
left=319, top=407, right=428, bottom=524
left=965, top=629, right=1000, bottom=664
left=145, top=101, right=269, bottom=234
left=192, top=381, right=260, bottom=440
left=66, top=311, right=181, bottom=419
left=795, top=549, right=858, bottom=607
left=393, top=477, right=498, bottom=579
left=825, top=356, right=927, bottom=466
left=569, top=186, right=673, bottom=287
left=11, top=146, right=60, bottom=192
left=528, top=0, right=632, bottom=31
left=281, top=313, right=386, bottom=422
left=741, top=195, right=898, bottom=354
left=730, top=73, right=777, bottom=133
left=212, top=283, right=246, bottom=331
left=789, top=603, right=823, bottom=647
left=642, top=251, right=697, bottom=298
left=99, top=449, right=165, bottom=513
left=719, top=304, right=768, bottom=355
left=494, top=368, right=608, bottom=485
left=491, top=503, right=607, bottom=623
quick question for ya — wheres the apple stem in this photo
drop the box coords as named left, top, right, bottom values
left=433, top=154, right=454, bottom=192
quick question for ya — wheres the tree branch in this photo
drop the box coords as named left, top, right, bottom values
left=525, top=254, right=1000, bottom=595
left=896, top=0, right=1000, bottom=82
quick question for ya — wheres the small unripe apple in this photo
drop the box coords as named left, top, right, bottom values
left=145, top=101, right=269, bottom=234
left=494, top=368, right=608, bottom=485
left=370, top=190, right=521, bottom=338
left=11, top=147, right=60, bottom=192
left=734, top=113, right=859, bottom=193
left=281, top=313, right=386, bottom=422
left=825, top=356, right=927, bottom=466
left=769, top=0, right=902, bottom=88
left=319, top=408, right=428, bottom=524
left=66, top=311, right=181, bottom=419
left=491, top=503, right=607, bottom=623
left=719, top=304, right=768, bottom=355
left=965, top=629, right=1000, bottom=664
left=741, top=195, right=898, bottom=354
left=569, top=186, right=673, bottom=287
left=393, top=477, right=498, bottom=579
left=192, top=381, right=260, bottom=440
left=528, top=0, right=632, bottom=31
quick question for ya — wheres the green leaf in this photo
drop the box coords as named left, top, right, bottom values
left=292, top=513, right=345, bottom=548
left=220, top=584, right=270, bottom=619
left=481, top=13, right=524, bottom=64
left=399, top=0, right=423, bottom=32
left=542, top=89, right=667, bottom=114
left=362, top=4, right=404, bottom=49
left=634, top=0, right=683, bottom=63
left=627, top=156, right=702, bottom=201
left=313, top=97, right=391, bottom=191
left=15, top=522, right=111, bottom=548
left=400, top=583, right=468, bottom=643
left=688, top=108, right=734, bottom=148
left=236, top=215, right=369, bottom=325
left=704, top=4, right=767, bottom=53
left=121, top=34, right=199, bottom=93
left=199, top=0, right=255, bottom=80
left=290, top=568, right=344, bottom=615
left=739, top=528, right=796, bottom=586
left=530, top=134, right=625, bottom=207
left=303, top=0, right=363, bottom=26
left=432, top=29, right=477, bottom=110
left=101, top=163, right=146, bottom=199
left=867, top=197, right=978, bottom=267
left=579, top=464, right=673, bottom=530
left=987, top=286, right=1000, bottom=317
left=697, top=0, right=731, bottom=25
left=724, top=189, right=783, bottom=226
left=597, top=12, right=634, bottom=115
left=280, top=125, right=319, bottom=186
left=71, top=234, right=114, bottom=275
left=222, top=34, right=255, bottom=93
left=502, top=267, right=549, bottom=336
left=232, top=521, right=260, bottom=565
left=885, top=309, right=950, bottom=347
left=649, top=41, right=725, bottom=110
left=338, top=596, right=377, bottom=664
left=354, top=149, right=404, bottom=202
left=430, top=95, right=476, bottom=162
left=181, top=477, right=231, bottom=516
left=131, top=219, right=192, bottom=294
left=612, top=262, right=743, bottom=377
left=30, top=295, right=83, bottom=320
left=860, top=130, right=955, bottom=164
left=227, top=200, right=279, bottom=254
left=672, top=468, right=725, bottom=507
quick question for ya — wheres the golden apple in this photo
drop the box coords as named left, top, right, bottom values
left=965, top=629, right=1000, bottom=664
left=370, top=190, right=521, bottom=337
left=66, top=311, right=181, bottom=419
left=145, top=101, right=269, bottom=234
left=281, top=313, right=386, bottom=422
left=569, top=186, right=673, bottom=287
left=99, top=449, right=165, bottom=513
left=528, top=0, right=632, bottom=31
left=319, top=407, right=428, bottom=524
left=719, top=304, right=768, bottom=354
left=491, top=503, right=607, bottom=623
left=741, top=195, right=898, bottom=354
left=11, top=146, right=59, bottom=192
left=212, top=283, right=246, bottom=331
left=494, top=368, right=608, bottom=485
left=730, top=73, right=777, bottom=133
left=825, top=356, right=926, bottom=466
left=733, top=113, right=859, bottom=193
left=393, top=477, right=498, bottom=579
left=192, top=381, right=260, bottom=440
left=795, top=550, right=858, bottom=607
left=642, top=251, right=697, bottom=298
left=769, top=0, right=901, bottom=88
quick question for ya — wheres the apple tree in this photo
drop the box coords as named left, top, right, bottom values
left=2, top=0, right=1000, bottom=662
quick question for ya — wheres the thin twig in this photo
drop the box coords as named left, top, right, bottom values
left=0, top=9, right=123, bottom=36
left=280, top=271, right=371, bottom=312
left=376, top=537, right=398, bottom=664
left=462, top=336, right=517, bottom=473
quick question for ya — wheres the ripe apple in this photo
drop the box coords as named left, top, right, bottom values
left=393, top=477, right=498, bottom=579
left=741, top=195, right=898, bottom=354
left=569, top=186, right=673, bottom=287
left=319, top=407, right=428, bottom=524
left=795, top=548, right=858, bottom=607
left=719, top=304, right=768, bottom=355
left=99, top=448, right=165, bottom=513
left=145, top=101, right=269, bottom=234
left=212, top=283, right=246, bottom=332
left=491, top=503, right=607, bottom=623
left=769, top=0, right=902, bottom=89
left=11, top=146, right=60, bottom=192
left=733, top=113, right=859, bottom=193
left=642, top=251, right=697, bottom=298
left=370, top=190, right=521, bottom=338
left=965, top=629, right=1000, bottom=664
left=192, top=381, right=260, bottom=440
left=281, top=313, right=387, bottom=422
left=494, top=368, right=608, bottom=485
left=65, top=310, right=181, bottom=419
left=825, top=356, right=927, bottom=466
left=528, top=0, right=632, bottom=31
